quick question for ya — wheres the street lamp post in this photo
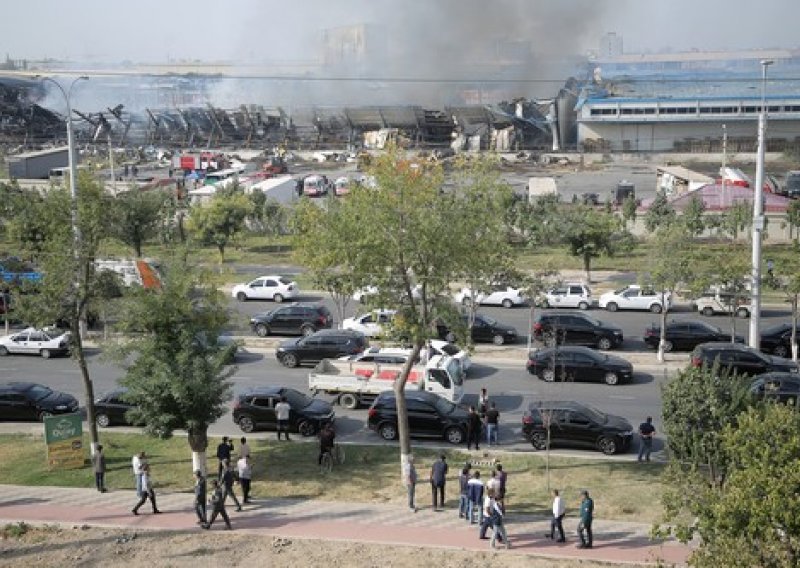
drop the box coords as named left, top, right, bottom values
left=749, top=60, right=773, bottom=348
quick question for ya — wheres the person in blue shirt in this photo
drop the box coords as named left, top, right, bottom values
left=577, top=490, right=594, bottom=549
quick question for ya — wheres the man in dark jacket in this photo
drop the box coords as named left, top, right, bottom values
left=194, top=470, right=207, bottom=525
left=221, top=459, right=242, bottom=512
left=92, top=445, right=107, bottom=492
left=203, top=479, right=232, bottom=530
left=216, top=437, right=234, bottom=479
left=577, top=489, right=594, bottom=549
left=466, top=406, right=482, bottom=450
left=457, top=465, right=471, bottom=518
left=430, top=454, right=448, bottom=511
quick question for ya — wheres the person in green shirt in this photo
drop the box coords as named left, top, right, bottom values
left=577, top=490, right=594, bottom=549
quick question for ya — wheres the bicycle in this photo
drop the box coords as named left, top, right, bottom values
left=319, top=443, right=346, bottom=474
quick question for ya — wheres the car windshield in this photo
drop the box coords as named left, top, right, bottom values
left=581, top=314, right=602, bottom=326
left=26, top=384, right=53, bottom=401
left=478, top=315, right=498, bottom=326
left=696, top=321, right=722, bottom=333
left=284, top=389, right=313, bottom=408
left=438, top=343, right=460, bottom=356
left=278, top=277, right=294, bottom=285
left=763, top=323, right=792, bottom=335
left=613, top=286, right=630, bottom=295
left=434, top=397, right=457, bottom=415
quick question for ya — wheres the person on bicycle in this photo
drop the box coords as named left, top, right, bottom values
left=318, top=422, right=335, bottom=465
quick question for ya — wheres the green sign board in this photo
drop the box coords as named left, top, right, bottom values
left=44, top=413, right=84, bottom=469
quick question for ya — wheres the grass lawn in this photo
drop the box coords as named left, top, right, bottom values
left=0, top=432, right=664, bottom=524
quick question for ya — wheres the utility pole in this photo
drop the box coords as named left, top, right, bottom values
left=721, top=124, right=727, bottom=207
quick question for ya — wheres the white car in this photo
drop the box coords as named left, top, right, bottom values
left=599, top=285, right=672, bottom=314
left=342, top=309, right=396, bottom=337
left=454, top=286, right=525, bottom=309
left=542, top=283, right=593, bottom=310
left=353, top=285, right=423, bottom=303
left=339, top=340, right=471, bottom=375
left=231, top=275, right=298, bottom=303
left=0, top=327, right=71, bottom=358
left=422, top=340, right=472, bottom=375
left=339, top=346, right=413, bottom=365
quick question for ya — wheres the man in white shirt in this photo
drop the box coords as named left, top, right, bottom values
left=547, top=488, right=566, bottom=542
left=131, top=451, right=147, bottom=496
left=239, top=437, right=251, bottom=459
left=237, top=455, right=252, bottom=503
left=275, top=396, right=291, bottom=441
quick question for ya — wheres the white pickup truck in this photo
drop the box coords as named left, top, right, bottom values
left=308, top=355, right=464, bottom=409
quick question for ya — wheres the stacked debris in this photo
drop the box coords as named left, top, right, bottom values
left=0, top=76, right=65, bottom=146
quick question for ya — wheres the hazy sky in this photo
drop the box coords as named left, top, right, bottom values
left=2, top=0, right=798, bottom=64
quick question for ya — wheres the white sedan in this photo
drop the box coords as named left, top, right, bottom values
left=353, top=285, right=423, bottom=303
left=342, top=309, right=396, bottom=337
left=231, top=275, right=298, bottom=302
left=454, top=286, right=525, bottom=309
left=422, top=340, right=472, bottom=375
left=0, top=327, right=71, bottom=358
left=599, top=285, right=672, bottom=313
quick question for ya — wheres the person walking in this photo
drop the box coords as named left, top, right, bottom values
left=132, top=464, right=161, bottom=515
left=203, top=479, right=232, bottom=530
left=485, top=402, right=500, bottom=446
left=430, top=454, right=448, bottom=511
left=478, top=388, right=489, bottom=417
left=275, top=396, right=291, bottom=441
left=403, top=455, right=418, bottom=512
left=637, top=416, right=656, bottom=462
left=318, top=422, right=335, bottom=465
left=216, top=437, right=234, bottom=479
left=131, top=451, right=147, bottom=497
left=488, top=489, right=510, bottom=549
left=547, top=489, right=566, bottom=542
left=194, top=470, right=207, bottom=525
left=92, top=445, right=107, bottom=493
left=577, top=490, right=594, bottom=549
left=466, top=406, right=482, bottom=450
left=495, top=464, right=508, bottom=512
left=237, top=455, right=252, bottom=504
left=239, top=437, right=251, bottom=459
left=457, top=465, right=471, bottom=519
left=221, top=459, right=242, bottom=511
left=466, top=471, right=484, bottom=524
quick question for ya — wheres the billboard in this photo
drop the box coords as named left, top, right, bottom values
left=44, top=414, right=84, bottom=469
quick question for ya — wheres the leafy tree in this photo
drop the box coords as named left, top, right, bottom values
left=561, top=204, right=634, bottom=283
left=717, top=200, right=753, bottom=240
left=110, top=255, right=234, bottom=474
left=187, top=188, right=251, bottom=263
left=621, top=193, right=637, bottom=229
left=506, top=193, right=562, bottom=246
left=682, top=193, right=707, bottom=236
left=785, top=199, right=800, bottom=242
left=644, top=191, right=676, bottom=232
left=111, top=189, right=169, bottom=257
left=769, top=246, right=800, bottom=361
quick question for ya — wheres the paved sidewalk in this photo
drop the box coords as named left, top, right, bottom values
left=0, top=484, right=691, bottom=566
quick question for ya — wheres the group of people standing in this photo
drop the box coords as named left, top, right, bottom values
left=466, top=388, right=501, bottom=450
left=547, top=489, right=595, bottom=549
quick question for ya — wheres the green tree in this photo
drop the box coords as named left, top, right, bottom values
left=111, top=189, right=169, bottom=257
left=717, top=200, right=753, bottom=240
left=187, top=188, right=251, bottom=263
left=769, top=247, right=800, bottom=360
left=562, top=204, right=634, bottom=283
left=644, top=190, right=676, bottom=233
left=785, top=199, right=800, bottom=242
left=682, top=193, right=707, bottom=236
left=506, top=193, right=562, bottom=246
left=621, top=193, right=637, bottom=229
left=110, top=255, right=234, bottom=474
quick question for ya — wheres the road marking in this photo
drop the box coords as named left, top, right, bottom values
left=608, top=395, right=636, bottom=400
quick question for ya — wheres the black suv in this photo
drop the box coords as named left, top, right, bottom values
left=532, top=312, right=623, bottom=350
left=522, top=400, right=633, bottom=455
left=691, top=342, right=800, bottom=377
left=250, top=303, right=333, bottom=337
left=0, top=382, right=79, bottom=422
left=644, top=319, right=744, bottom=352
left=436, top=314, right=518, bottom=345
left=276, top=329, right=367, bottom=368
left=232, top=386, right=334, bottom=435
left=367, top=390, right=469, bottom=445
left=750, top=372, right=800, bottom=405
left=759, top=323, right=800, bottom=359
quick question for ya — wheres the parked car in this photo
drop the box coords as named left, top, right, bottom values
left=437, top=314, right=518, bottom=345
left=342, top=309, right=396, bottom=337
left=367, top=390, right=469, bottom=445
left=353, top=285, right=422, bottom=303
left=233, top=386, right=335, bottom=435
left=759, top=322, right=800, bottom=358
left=526, top=346, right=633, bottom=385
left=541, top=283, right=594, bottom=310
left=94, top=388, right=139, bottom=427
left=249, top=303, right=333, bottom=337
left=691, top=342, right=800, bottom=377
left=643, top=320, right=744, bottom=352
left=692, top=291, right=751, bottom=318
left=339, top=340, right=472, bottom=376
left=275, top=329, right=367, bottom=368
left=532, top=312, right=623, bottom=350
left=522, top=400, right=633, bottom=455
left=231, top=275, right=298, bottom=302
left=750, top=372, right=800, bottom=405
left=599, top=285, right=671, bottom=313
left=424, top=340, right=472, bottom=375
left=0, top=327, right=71, bottom=358
left=339, top=346, right=412, bottom=365
left=333, top=176, right=350, bottom=197
left=453, top=285, right=525, bottom=309
left=0, top=382, right=79, bottom=421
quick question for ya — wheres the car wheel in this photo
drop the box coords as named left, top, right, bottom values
left=597, top=337, right=613, bottom=350
left=38, top=410, right=53, bottom=422
left=300, top=325, right=315, bottom=337
left=531, top=432, right=547, bottom=450
left=736, top=307, right=750, bottom=319
left=597, top=436, right=618, bottom=455
left=541, top=368, right=556, bottom=382
left=0, top=346, right=8, bottom=356
left=273, top=293, right=284, bottom=303
left=603, top=371, right=619, bottom=386
left=255, top=324, right=270, bottom=337
left=339, top=393, right=359, bottom=410
left=379, top=422, right=398, bottom=441
left=701, top=307, right=714, bottom=317
left=238, top=415, right=255, bottom=433
left=40, top=349, right=52, bottom=359
left=606, top=302, right=618, bottom=312
left=502, top=299, right=513, bottom=309
left=650, top=303, right=662, bottom=314
left=280, top=353, right=299, bottom=368
left=662, top=340, right=674, bottom=353
left=298, top=420, right=316, bottom=437
left=578, top=301, right=589, bottom=310
left=236, top=292, right=248, bottom=302
left=445, top=426, right=464, bottom=445
left=96, top=413, right=111, bottom=428
left=492, top=334, right=505, bottom=346
left=774, top=345, right=790, bottom=358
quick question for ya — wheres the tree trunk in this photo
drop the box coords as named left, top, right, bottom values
left=217, top=245, right=225, bottom=264
left=792, top=296, right=799, bottom=362
left=188, top=427, right=209, bottom=477
left=658, top=299, right=668, bottom=363
left=394, top=343, right=422, bottom=481
left=134, top=240, right=142, bottom=258
left=71, top=328, right=99, bottom=456
left=583, top=253, right=592, bottom=284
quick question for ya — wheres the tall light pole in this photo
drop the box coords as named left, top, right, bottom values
left=749, top=60, right=773, bottom=348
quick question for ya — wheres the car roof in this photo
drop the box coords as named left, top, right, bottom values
left=532, top=346, right=600, bottom=357
left=0, top=382, right=44, bottom=392
left=375, top=390, right=441, bottom=403
left=239, top=386, right=296, bottom=397
left=312, top=329, right=364, bottom=337
left=528, top=400, right=592, bottom=412
left=252, top=274, right=294, bottom=280
left=696, top=342, right=754, bottom=352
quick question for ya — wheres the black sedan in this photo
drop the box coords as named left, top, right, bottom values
left=94, top=388, right=138, bottom=427
left=367, top=390, right=469, bottom=445
left=0, top=382, right=79, bottom=422
left=526, top=346, right=633, bottom=385
left=532, top=312, right=623, bottom=350
left=691, top=343, right=800, bottom=377
left=522, top=400, right=633, bottom=455
left=760, top=323, right=800, bottom=359
left=275, top=329, right=367, bottom=368
left=233, top=386, right=335, bottom=435
left=437, top=314, right=518, bottom=346
left=644, top=319, right=744, bottom=352
left=750, top=372, right=800, bottom=405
